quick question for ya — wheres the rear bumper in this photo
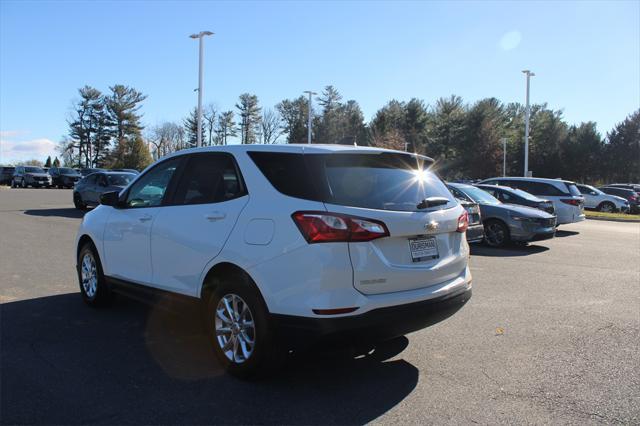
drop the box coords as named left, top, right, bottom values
left=272, top=288, right=472, bottom=348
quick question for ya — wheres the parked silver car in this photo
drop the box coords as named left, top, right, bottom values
left=73, top=171, right=135, bottom=210
left=447, top=183, right=557, bottom=247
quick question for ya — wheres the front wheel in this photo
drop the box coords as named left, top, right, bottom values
left=73, top=192, right=87, bottom=210
left=205, top=275, right=282, bottom=379
left=77, top=243, right=111, bottom=306
left=597, top=202, right=615, bottom=213
left=484, top=220, right=510, bottom=248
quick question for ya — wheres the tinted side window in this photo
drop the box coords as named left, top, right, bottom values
left=248, top=152, right=319, bottom=201
left=172, top=153, right=246, bottom=205
left=125, top=158, right=181, bottom=208
left=512, top=181, right=565, bottom=196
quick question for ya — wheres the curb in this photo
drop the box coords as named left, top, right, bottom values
left=586, top=216, right=640, bottom=223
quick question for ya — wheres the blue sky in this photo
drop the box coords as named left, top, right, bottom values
left=1, top=0, right=638, bottom=163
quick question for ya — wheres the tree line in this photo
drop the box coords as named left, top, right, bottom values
left=57, top=84, right=638, bottom=183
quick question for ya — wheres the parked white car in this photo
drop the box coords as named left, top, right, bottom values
left=75, top=145, right=472, bottom=377
left=575, top=184, right=630, bottom=213
left=479, top=177, right=585, bottom=225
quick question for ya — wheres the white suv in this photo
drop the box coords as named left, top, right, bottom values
left=575, top=184, right=630, bottom=213
left=479, top=177, right=585, bottom=225
left=75, top=145, right=472, bottom=377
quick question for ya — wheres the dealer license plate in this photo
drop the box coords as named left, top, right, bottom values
left=409, top=236, right=439, bottom=262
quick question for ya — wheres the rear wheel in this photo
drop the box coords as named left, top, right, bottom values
left=484, top=220, right=510, bottom=248
left=597, top=201, right=615, bottom=213
left=205, top=274, right=282, bottom=379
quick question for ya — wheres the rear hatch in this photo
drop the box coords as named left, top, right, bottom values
left=306, top=152, right=467, bottom=295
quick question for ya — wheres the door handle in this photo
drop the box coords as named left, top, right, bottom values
left=138, top=214, right=152, bottom=222
left=205, top=211, right=226, bottom=221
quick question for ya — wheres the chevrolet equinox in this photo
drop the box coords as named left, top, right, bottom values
left=75, top=145, right=472, bottom=377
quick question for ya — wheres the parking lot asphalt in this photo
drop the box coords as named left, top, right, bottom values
left=1, top=188, right=639, bottom=425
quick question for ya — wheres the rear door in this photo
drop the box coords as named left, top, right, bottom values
left=150, top=152, right=249, bottom=296
left=309, top=153, right=467, bottom=295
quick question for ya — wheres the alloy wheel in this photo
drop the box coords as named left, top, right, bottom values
left=80, top=252, right=98, bottom=298
left=215, top=294, right=256, bottom=364
left=600, top=203, right=614, bottom=213
left=485, top=222, right=506, bottom=246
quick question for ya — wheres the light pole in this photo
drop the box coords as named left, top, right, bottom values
left=190, top=31, right=214, bottom=148
left=522, top=69, right=535, bottom=177
left=303, top=90, right=316, bottom=144
left=501, top=137, right=507, bottom=177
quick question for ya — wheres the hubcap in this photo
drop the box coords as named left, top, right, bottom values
left=601, top=203, right=613, bottom=213
left=486, top=223, right=505, bottom=246
left=80, top=253, right=98, bottom=298
left=215, top=294, right=255, bottom=364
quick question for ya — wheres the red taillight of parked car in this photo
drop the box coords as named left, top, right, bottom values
left=629, top=194, right=638, bottom=202
left=456, top=211, right=469, bottom=233
left=292, top=211, right=390, bottom=243
left=561, top=198, right=582, bottom=206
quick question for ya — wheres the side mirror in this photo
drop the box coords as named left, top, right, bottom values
left=100, top=191, right=121, bottom=207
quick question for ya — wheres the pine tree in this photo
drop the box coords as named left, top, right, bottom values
left=44, top=156, right=52, bottom=168
left=236, top=93, right=261, bottom=144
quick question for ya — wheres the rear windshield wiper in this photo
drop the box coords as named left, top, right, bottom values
left=416, top=197, right=450, bottom=210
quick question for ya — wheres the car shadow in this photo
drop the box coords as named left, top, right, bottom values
left=470, top=243, right=549, bottom=257
left=555, top=230, right=580, bottom=237
left=1, top=293, right=419, bottom=425
left=23, top=208, right=85, bottom=219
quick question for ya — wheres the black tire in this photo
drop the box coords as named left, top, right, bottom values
left=58, top=184, right=63, bottom=189
left=73, top=192, right=87, bottom=210
left=204, top=273, right=283, bottom=379
left=483, top=219, right=510, bottom=248
left=77, top=242, right=112, bottom=306
left=597, top=201, right=615, bottom=213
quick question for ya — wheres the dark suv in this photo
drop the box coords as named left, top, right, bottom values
left=0, top=166, right=15, bottom=185
left=599, top=186, right=640, bottom=213
left=12, top=166, right=52, bottom=188
left=49, top=167, right=82, bottom=188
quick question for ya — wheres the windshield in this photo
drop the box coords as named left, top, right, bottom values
left=585, top=185, right=604, bottom=195
left=59, top=168, right=78, bottom=174
left=107, top=174, right=134, bottom=186
left=318, top=153, right=455, bottom=212
left=458, top=185, right=501, bottom=205
left=25, top=167, right=44, bottom=173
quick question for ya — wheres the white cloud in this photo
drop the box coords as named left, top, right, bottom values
left=0, top=131, right=57, bottom=164
left=499, top=31, right=522, bottom=51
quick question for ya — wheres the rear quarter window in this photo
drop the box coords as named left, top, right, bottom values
left=248, top=152, right=320, bottom=201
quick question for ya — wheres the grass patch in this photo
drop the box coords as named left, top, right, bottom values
left=585, top=210, right=640, bottom=221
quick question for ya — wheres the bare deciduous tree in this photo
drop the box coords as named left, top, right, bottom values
left=260, top=108, right=284, bottom=144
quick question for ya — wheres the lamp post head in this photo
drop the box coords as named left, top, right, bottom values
left=190, top=31, right=214, bottom=39
left=522, top=69, right=535, bottom=76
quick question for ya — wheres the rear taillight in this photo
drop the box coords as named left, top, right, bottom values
left=292, top=211, right=389, bottom=243
left=629, top=195, right=638, bottom=202
left=561, top=198, right=581, bottom=206
left=456, top=211, right=469, bottom=233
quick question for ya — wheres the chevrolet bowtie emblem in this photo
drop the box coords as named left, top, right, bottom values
left=425, top=221, right=439, bottom=231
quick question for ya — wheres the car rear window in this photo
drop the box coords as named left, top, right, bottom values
left=566, top=183, right=582, bottom=197
left=249, top=151, right=455, bottom=212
